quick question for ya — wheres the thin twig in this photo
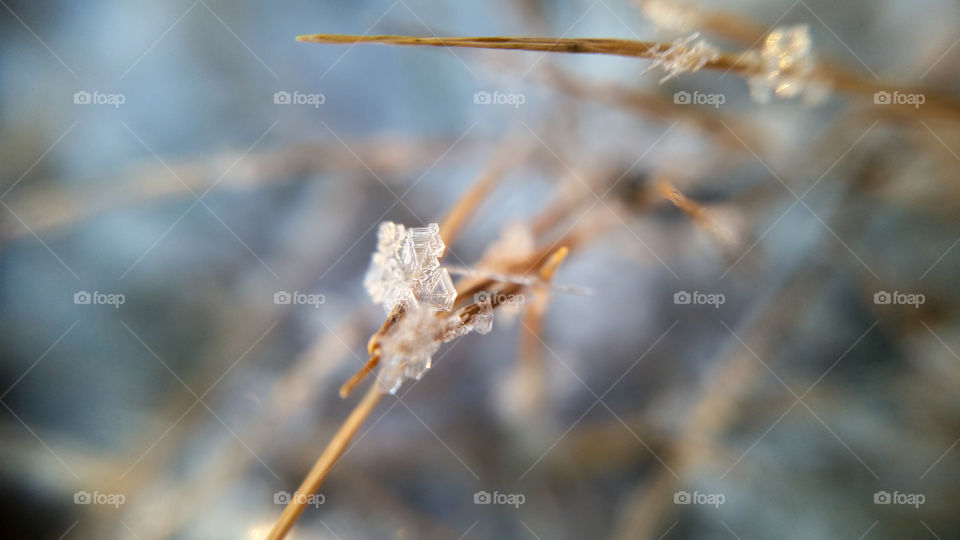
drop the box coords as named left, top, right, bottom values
left=266, top=382, right=384, bottom=540
left=297, top=33, right=743, bottom=69
left=297, top=33, right=960, bottom=120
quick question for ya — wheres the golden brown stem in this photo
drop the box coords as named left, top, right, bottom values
left=338, top=353, right=381, bottom=398
left=296, top=34, right=744, bottom=71
left=538, top=246, right=569, bottom=280
left=657, top=180, right=705, bottom=221
left=298, top=33, right=960, bottom=121
left=299, top=34, right=660, bottom=56
left=266, top=383, right=384, bottom=540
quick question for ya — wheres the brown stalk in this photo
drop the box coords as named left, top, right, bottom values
left=297, top=33, right=960, bottom=121
left=338, top=351, right=382, bottom=398
left=266, top=382, right=384, bottom=540
left=657, top=179, right=706, bottom=221
left=297, top=34, right=745, bottom=71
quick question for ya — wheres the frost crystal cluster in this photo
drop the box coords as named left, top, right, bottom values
left=364, top=221, right=496, bottom=394
left=646, top=33, right=720, bottom=83
left=364, top=222, right=456, bottom=314
left=376, top=294, right=494, bottom=394
left=747, top=24, right=828, bottom=104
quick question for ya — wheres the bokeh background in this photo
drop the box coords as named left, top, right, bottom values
left=2, top=0, right=959, bottom=538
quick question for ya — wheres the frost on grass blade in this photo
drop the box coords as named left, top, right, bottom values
left=365, top=221, right=500, bottom=394
left=644, top=33, right=720, bottom=83
left=747, top=24, right=830, bottom=105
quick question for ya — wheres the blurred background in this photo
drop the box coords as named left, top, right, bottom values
left=2, top=0, right=959, bottom=538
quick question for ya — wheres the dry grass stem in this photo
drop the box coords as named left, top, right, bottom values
left=297, top=33, right=740, bottom=67
left=297, top=33, right=960, bottom=120
left=266, top=382, right=384, bottom=540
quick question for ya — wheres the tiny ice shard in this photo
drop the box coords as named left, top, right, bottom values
left=747, top=24, right=827, bottom=104
left=645, top=33, right=719, bottom=83
left=469, top=292, right=494, bottom=334
left=364, top=222, right=456, bottom=313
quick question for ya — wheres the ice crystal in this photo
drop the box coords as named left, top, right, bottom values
left=645, top=33, right=720, bottom=83
left=364, top=222, right=456, bottom=314
left=364, top=221, right=497, bottom=394
left=747, top=24, right=828, bottom=105
left=469, top=292, right=494, bottom=334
